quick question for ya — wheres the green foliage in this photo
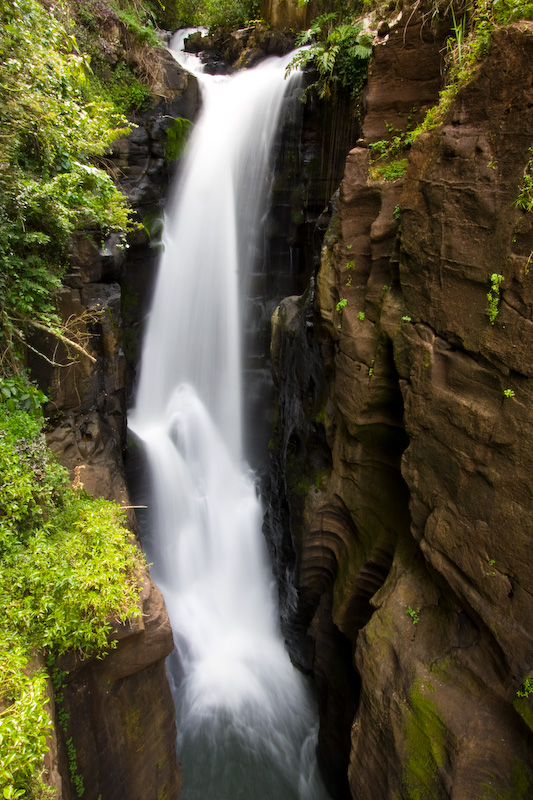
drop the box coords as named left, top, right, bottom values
left=65, top=737, right=84, bottom=797
left=111, top=0, right=160, bottom=47
left=336, top=297, right=348, bottom=313
left=0, top=0, right=133, bottom=375
left=86, top=62, right=152, bottom=114
left=0, top=408, right=145, bottom=796
left=517, top=677, right=533, bottom=697
left=204, top=0, right=260, bottom=27
left=368, top=121, right=414, bottom=181
left=167, top=0, right=259, bottom=28
left=65, top=0, right=164, bottom=112
left=414, top=0, right=533, bottom=137
left=286, top=13, right=372, bottom=102
left=370, top=157, right=408, bottom=180
left=448, top=7, right=467, bottom=68
left=486, top=273, right=504, bottom=324
left=369, top=119, right=415, bottom=159
left=491, top=0, right=533, bottom=24
left=0, top=645, right=51, bottom=795
left=358, top=311, right=365, bottom=321
left=0, top=375, right=47, bottom=416
left=405, top=606, right=420, bottom=624
left=503, top=388, right=515, bottom=398
left=166, top=117, right=193, bottom=163
left=515, top=149, right=533, bottom=212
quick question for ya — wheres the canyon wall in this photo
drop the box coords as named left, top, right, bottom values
left=270, top=12, right=533, bottom=800
left=34, top=51, right=199, bottom=800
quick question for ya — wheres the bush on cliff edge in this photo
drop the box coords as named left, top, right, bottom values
left=0, top=404, right=145, bottom=798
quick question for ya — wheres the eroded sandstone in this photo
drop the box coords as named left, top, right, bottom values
left=270, top=13, right=533, bottom=800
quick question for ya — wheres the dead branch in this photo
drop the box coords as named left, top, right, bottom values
left=24, top=319, right=97, bottom=363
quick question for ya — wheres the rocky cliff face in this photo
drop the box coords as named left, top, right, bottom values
left=32, top=50, right=199, bottom=800
left=47, top=578, right=180, bottom=800
left=270, top=12, right=533, bottom=800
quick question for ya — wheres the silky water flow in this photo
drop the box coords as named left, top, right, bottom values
left=129, top=33, right=329, bottom=800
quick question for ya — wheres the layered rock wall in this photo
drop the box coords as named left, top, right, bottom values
left=33, top=51, right=199, bottom=800
left=53, top=579, right=180, bottom=800
left=271, top=13, right=533, bottom=800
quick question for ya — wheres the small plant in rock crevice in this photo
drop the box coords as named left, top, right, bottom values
left=406, top=606, right=421, bottom=625
left=485, top=558, right=497, bottom=576
left=486, top=273, right=504, bottom=324
left=336, top=298, right=348, bottom=314
left=515, top=147, right=533, bottom=212
left=517, top=677, right=533, bottom=698
left=368, top=117, right=415, bottom=181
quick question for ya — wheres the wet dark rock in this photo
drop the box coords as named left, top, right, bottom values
left=185, top=23, right=296, bottom=74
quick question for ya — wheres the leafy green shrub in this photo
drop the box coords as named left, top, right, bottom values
left=286, top=13, right=372, bottom=102
left=0, top=375, right=47, bottom=416
left=0, top=644, right=52, bottom=797
left=0, top=0, right=133, bottom=375
left=161, top=0, right=259, bottom=28
left=0, top=408, right=145, bottom=795
left=86, top=62, right=153, bottom=114
left=203, top=0, right=259, bottom=28
left=110, top=0, right=160, bottom=47
left=492, top=0, right=533, bottom=24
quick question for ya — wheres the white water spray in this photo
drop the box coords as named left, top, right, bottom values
left=129, top=33, right=328, bottom=800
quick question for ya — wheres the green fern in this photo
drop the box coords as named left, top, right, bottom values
left=286, top=13, right=372, bottom=101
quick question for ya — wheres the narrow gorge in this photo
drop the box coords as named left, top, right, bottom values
left=10, top=1, right=533, bottom=798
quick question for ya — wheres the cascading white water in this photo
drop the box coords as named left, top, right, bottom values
left=129, top=33, right=328, bottom=800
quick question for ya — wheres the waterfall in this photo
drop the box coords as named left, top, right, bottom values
left=129, top=33, right=328, bottom=800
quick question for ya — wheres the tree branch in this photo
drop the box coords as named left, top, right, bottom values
left=22, top=318, right=97, bottom=363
